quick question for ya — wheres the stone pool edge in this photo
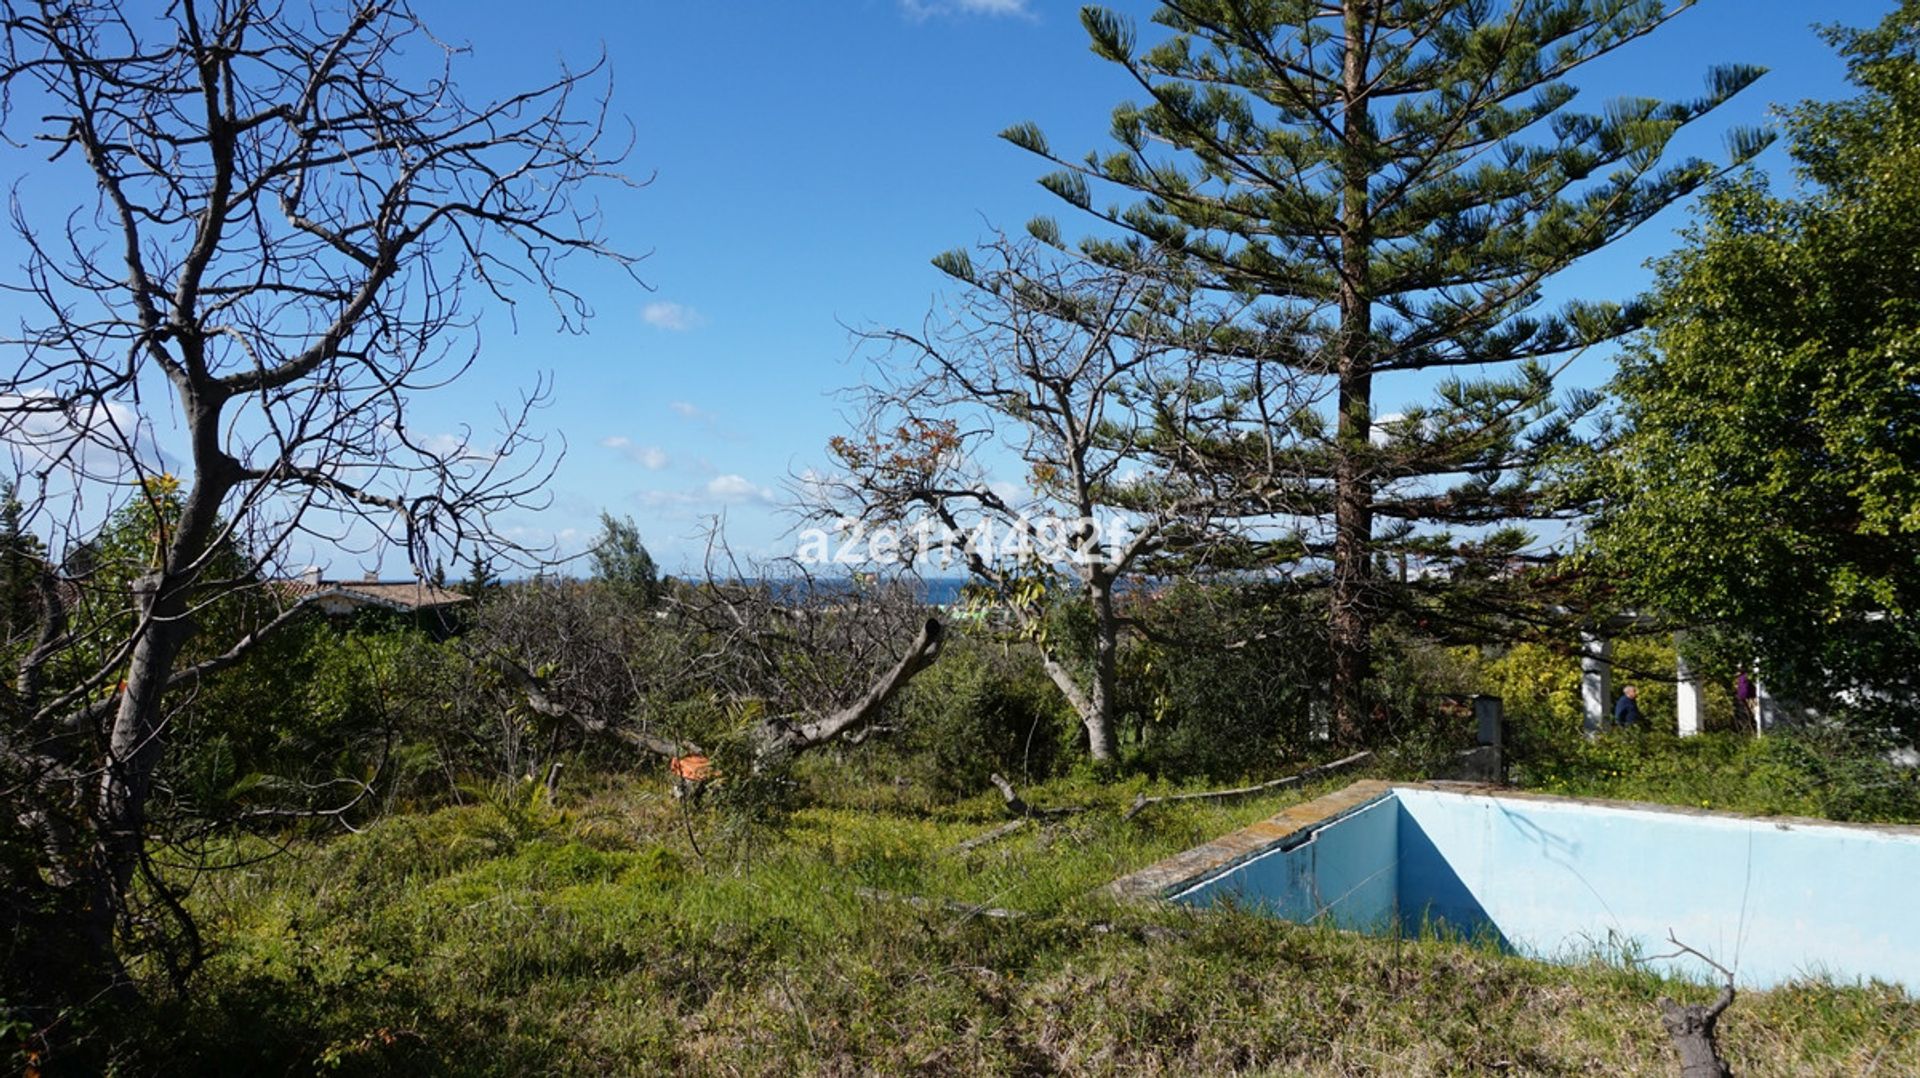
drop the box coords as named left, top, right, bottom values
left=1105, top=778, right=1920, bottom=904
left=1105, top=779, right=1395, bottom=902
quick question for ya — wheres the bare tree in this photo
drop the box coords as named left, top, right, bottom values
left=0, top=0, right=636, bottom=1005
left=478, top=530, right=945, bottom=774
left=813, top=238, right=1289, bottom=763
left=460, top=574, right=699, bottom=781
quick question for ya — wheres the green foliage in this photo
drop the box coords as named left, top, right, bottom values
left=1585, top=4, right=1920, bottom=725
left=460, top=550, right=497, bottom=601
left=159, top=617, right=450, bottom=820
left=1513, top=728, right=1920, bottom=825
left=456, top=774, right=574, bottom=854
left=1127, top=582, right=1330, bottom=779
left=1364, top=628, right=1484, bottom=764
left=703, top=701, right=807, bottom=856
left=0, top=479, right=44, bottom=649
left=887, top=635, right=1072, bottom=795
left=43, top=766, right=1918, bottom=1075
left=1480, top=641, right=1586, bottom=751
left=588, top=512, right=662, bottom=610
left=47, top=475, right=255, bottom=686
left=1004, top=1, right=1767, bottom=736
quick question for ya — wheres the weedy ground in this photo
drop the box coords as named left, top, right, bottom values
left=105, top=747, right=1920, bottom=1076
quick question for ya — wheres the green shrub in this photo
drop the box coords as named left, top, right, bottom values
left=1512, top=727, right=1920, bottom=823
left=889, top=638, right=1071, bottom=796
left=1126, top=582, right=1329, bottom=780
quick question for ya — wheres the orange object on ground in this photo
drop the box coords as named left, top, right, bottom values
left=670, top=755, right=713, bottom=782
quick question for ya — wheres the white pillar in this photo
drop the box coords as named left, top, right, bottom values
left=1310, top=694, right=1331, bottom=743
left=1674, top=632, right=1702, bottom=737
left=1580, top=630, right=1613, bottom=735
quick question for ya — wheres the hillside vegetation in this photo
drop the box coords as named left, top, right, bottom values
left=72, top=747, right=1919, bottom=1076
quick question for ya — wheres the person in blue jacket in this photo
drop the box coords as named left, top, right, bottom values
left=1612, top=685, right=1644, bottom=729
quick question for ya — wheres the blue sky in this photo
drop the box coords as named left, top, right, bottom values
left=2, top=0, right=1899, bottom=574
left=423, top=0, right=1892, bottom=573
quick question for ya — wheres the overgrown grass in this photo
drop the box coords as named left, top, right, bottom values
left=46, top=760, right=1915, bottom=1076
left=1511, top=727, right=1920, bottom=824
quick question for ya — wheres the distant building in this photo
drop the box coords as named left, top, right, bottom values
left=276, top=571, right=470, bottom=622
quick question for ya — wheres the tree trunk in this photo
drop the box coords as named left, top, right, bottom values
left=85, top=391, right=235, bottom=991
left=97, top=581, right=191, bottom=886
left=1040, top=649, right=1113, bottom=763
left=1085, top=574, right=1120, bottom=762
left=1660, top=989, right=1735, bottom=1078
left=1331, top=0, right=1376, bottom=744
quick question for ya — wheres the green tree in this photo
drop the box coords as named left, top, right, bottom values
left=590, top=512, right=662, bottom=609
left=1586, top=4, right=1920, bottom=728
left=463, top=549, right=500, bottom=601
left=1003, top=1, right=1766, bottom=740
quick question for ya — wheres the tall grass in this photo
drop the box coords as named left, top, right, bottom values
left=38, top=763, right=1907, bottom=1076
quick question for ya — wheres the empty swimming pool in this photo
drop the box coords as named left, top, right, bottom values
left=1109, top=781, right=1920, bottom=992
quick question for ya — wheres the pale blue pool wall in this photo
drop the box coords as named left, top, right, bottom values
left=1160, top=783, right=1920, bottom=992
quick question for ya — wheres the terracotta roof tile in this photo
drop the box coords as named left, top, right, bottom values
left=276, top=578, right=470, bottom=612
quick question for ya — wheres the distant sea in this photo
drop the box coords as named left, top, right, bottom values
left=918, top=578, right=967, bottom=606
left=743, top=577, right=1164, bottom=606
left=748, top=576, right=970, bottom=607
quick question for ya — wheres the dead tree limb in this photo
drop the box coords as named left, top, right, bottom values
left=988, top=771, right=1084, bottom=819
left=1645, top=930, right=1737, bottom=1078
left=481, top=617, right=947, bottom=775
left=0, top=0, right=641, bottom=1001
left=755, top=618, right=945, bottom=764
left=1122, top=751, right=1374, bottom=821
left=947, top=818, right=1032, bottom=854
left=477, top=647, right=697, bottom=760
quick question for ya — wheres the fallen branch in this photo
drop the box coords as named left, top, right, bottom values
left=755, top=618, right=946, bottom=764
left=1122, top=751, right=1374, bottom=822
left=476, top=617, right=947, bottom=774
left=477, top=646, right=697, bottom=759
left=988, top=772, right=1084, bottom=819
left=946, top=817, right=1031, bottom=855
left=1643, top=930, right=1737, bottom=1078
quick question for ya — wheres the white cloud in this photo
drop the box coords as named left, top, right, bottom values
left=901, top=0, right=1032, bottom=19
left=706, top=474, right=775, bottom=505
left=499, top=524, right=583, bottom=548
left=642, top=301, right=707, bottom=332
left=419, top=431, right=501, bottom=464
left=1371, top=412, right=1436, bottom=447
left=665, top=401, right=749, bottom=444
left=599, top=435, right=669, bottom=470
left=635, top=489, right=699, bottom=509
left=0, top=390, right=164, bottom=479
left=636, top=472, right=776, bottom=511
left=987, top=479, right=1028, bottom=507
left=792, top=466, right=835, bottom=503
